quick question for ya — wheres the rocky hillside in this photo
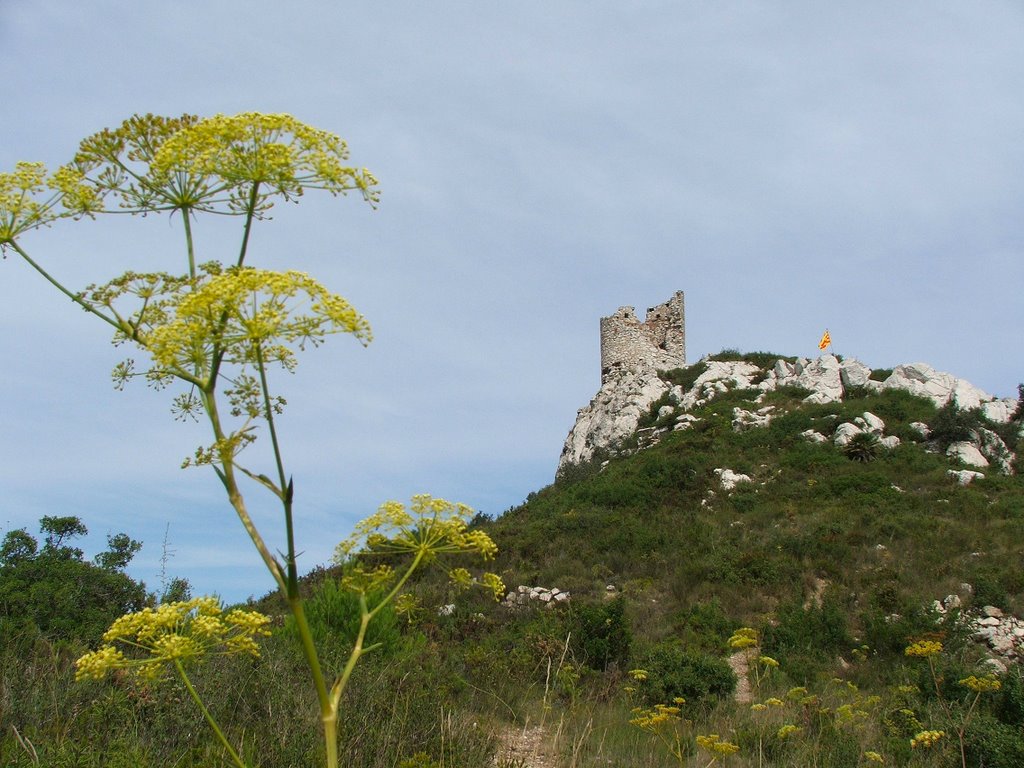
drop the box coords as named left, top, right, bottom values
left=559, top=353, right=1020, bottom=477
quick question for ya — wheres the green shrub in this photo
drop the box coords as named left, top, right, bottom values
left=843, top=432, right=879, bottom=462
left=635, top=642, right=735, bottom=704
left=570, top=597, right=631, bottom=671
left=661, top=362, right=708, bottom=392
left=286, top=576, right=404, bottom=657
left=761, top=598, right=851, bottom=677
left=964, top=713, right=1024, bottom=768
left=930, top=402, right=985, bottom=449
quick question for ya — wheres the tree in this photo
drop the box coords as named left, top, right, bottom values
left=0, top=517, right=149, bottom=642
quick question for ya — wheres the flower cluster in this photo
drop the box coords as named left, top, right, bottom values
left=629, top=702, right=684, bottom=732
left=75, top=597, right=271, bottom=681
left=959, top=674, right=1001, bottom=693
left=904, top=639, right=943, bottom=658
left=727, top=627, right=758, bottom=650
left=145, top=267, right=372, bottom=377
left=71, top=112, right=379, bottom=216
left=0, top=161, right=99, bottom=245
left=695, top=734, right=740, bottom=759
left=910, top=729, right=945, bottom=749
left=150, top=112, right=380, bottom=206
left=334, top=495, right=504, bottom=600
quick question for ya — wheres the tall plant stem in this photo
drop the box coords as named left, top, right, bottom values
left=182, top=211, right=197, bottom=279
left=207, top=358, right=338, bottom=767
left=202, top=392, right=286, bottom=595
left=174, top=659, right=249, bottom=768
left=236, top=184, right=260, bottom=268
left=254, top=344, right=296, bottom=589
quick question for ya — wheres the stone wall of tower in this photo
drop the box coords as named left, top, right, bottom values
left=599, top=291, right=685, bottom=382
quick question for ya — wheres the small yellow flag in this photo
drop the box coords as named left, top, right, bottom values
left=818, top=330, right=831, bottom=350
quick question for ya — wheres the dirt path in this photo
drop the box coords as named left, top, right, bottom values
left=492, top=721, right=559, bottom=768
left=727, top=650, right=752, bottom=704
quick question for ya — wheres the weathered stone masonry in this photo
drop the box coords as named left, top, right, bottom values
left=599, top=291, right=686, bottom=383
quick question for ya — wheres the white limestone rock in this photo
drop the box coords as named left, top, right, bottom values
left=833, top=422, right=864, bottom=447
left=801, top=429, right=827, bottom=444
left=839, top=358, right=873, bottom=390
left=715, top=468, right=752, bottom=491
left=947, top=442, right=990, bottom=469
left=732, top=406, right=774, bottom=431
left=948, top=469, right=985, bottom=486
left=909, top=422, right=931, bottom=439
left=778, top=355, right=844, bottom=403
left=558, top=369, right=669, bottom=472
left=879, top=436, right=901, bottom=450
left=676, top=360, right=763, bottom=411
left=881, top=363, right=993, bottom=409
left=982, top=398, right=1020, bottom=425
left=860, top=412, right=885, bottom=434
left=977, top=428, right=1015, bottom=475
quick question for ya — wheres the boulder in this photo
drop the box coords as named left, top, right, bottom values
left=860, top=412, right=885, bottom=434
left=839, top=358, right=872, bottom=390
left=801, top=429, right=827, bottom=444
left=948, top=469, right=985, bottom=486
left=982, top=398, right=1020, bottom=424
left=881, top=363, right=993, bottom=409
left=833, top=422, right=864, bottom=447
left=715, top=468, right=752, bottom=491
left=947, top=442, right=990, bottom=469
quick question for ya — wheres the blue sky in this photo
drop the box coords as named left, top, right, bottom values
left=2, top=2, right=1022, bottom=603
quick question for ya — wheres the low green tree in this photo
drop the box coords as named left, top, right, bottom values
left=0, top=517, right=148, bottom=642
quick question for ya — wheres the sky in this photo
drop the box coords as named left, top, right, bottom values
left=1, top=2, right=1022, bottom=604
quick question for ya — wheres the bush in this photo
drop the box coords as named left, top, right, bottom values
left=929, top=402, right=985, bottom=449
left=761, top=598, right=851, bottom=672
left=964, top=713, right=1024, bottom=768
left=287, top=576, right=405, bottom=658
left=635, top=642, right=735, bottom=704
left=570, top=597, right=631, bottom=671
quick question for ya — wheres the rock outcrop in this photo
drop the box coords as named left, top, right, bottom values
left=558, top=352, right=1019, bottom=478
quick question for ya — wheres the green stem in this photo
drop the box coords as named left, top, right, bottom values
left=174, top=659, right=249, bottom=768
left=236, top=184, right=260, bottom=268
left=182, top=210, right=197, bottom=279
left=254, top=343, right=297, bottom=591
left=10, top=241, right=122, bottom=332
left=204, top=363, right=336, bottom=767
left=202, top=392, right=287, bottom=595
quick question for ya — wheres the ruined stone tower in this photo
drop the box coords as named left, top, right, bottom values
left=599, top=291, right=685, bottom=383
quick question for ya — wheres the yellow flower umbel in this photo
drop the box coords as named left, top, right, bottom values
left=334, top=495, right=503, bottom=600
left=695, top=734, right=740, bottom=761
left=76, top=597, right=271, bottom=768
left=630, top=702, right=688, bottom=766
left=76, top=597, right=270, bottom=682
left=910, top=730, right=945, bottom=749
left=904, top=639, right=943, bottom=658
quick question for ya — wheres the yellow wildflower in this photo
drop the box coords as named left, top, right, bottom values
left=904, top=640, right=943, bottom=658
left=776, top=724, right=801, bottom=739
left=959, top=674, right=1002, bottom=693
left=910, top=730, right=945, bottom=749
left=75, top=597, right=270, bottom=682
left=695, top=734, right=740, bottom=757
left=335, top=495, right=503, bottom=600
left=728, top=627, right=758, bottom=650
